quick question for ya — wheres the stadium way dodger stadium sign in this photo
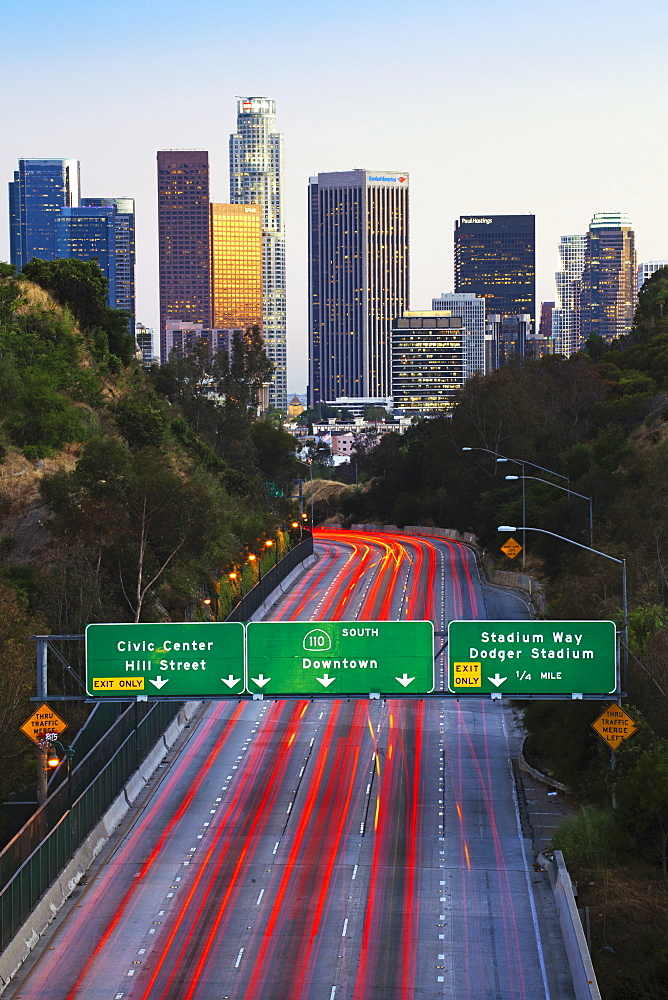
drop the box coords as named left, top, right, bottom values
left=448, top=620, right=617, bottom=695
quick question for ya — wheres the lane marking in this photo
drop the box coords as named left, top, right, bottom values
left=342, top=918, right=348, bottom=936
left=273, top=841, right=279, bottom=854
left=256, top=889, right=264, bottom=905
left=352, top=864, right=358, bottom=880
left=502, top=709, right=552, bottom=1000
left=235, top=947, right=244, bottom=969
left=330, top=988, right=337, bottom=1000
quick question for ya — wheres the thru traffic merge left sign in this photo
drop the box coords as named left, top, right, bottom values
left=592, top=704, right=637, bottom=749
left=21, top=704, right=67, bottom=746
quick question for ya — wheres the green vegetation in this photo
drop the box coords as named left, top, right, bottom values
left=333, top=267, right=668, bottom=997
left=0, top=262, right=303, bottom=825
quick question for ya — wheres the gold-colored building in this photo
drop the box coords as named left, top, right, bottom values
left=210, top=203, right=263, bottom=330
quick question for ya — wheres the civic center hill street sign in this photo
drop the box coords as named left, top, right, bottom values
left=246, top=620, right=435, bottom=696
left=86, top=622, right=245, bottom=697
left=448, top=620, right=617, bottom=696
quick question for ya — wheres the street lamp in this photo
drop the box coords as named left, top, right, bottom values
left=463, top=446, right=569, bottom=569
left=295, top=458, right=315, bottom=529
left=497, top=524, right=627, bottom=691
left=264, top=538, right=277, bottom=567
left=45, top=739, right=75, bottom=847
left=462, top=446, right=569, bottom=483
left=505, top=475, right=594, bottom=548
left=228, top=571, right=240, bottom=602
left=248, top=552, right=260, bottom=582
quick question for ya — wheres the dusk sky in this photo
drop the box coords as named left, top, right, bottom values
left=2, top=0, right=667, bottom=393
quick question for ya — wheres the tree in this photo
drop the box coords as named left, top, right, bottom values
left=22, top=258, right=134, bottom=364
left=614, top=746, right=668, bottom=876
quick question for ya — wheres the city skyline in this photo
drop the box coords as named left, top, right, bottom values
left=2, top=0, right=667, bottom=392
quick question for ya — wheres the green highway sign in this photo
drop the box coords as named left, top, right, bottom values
left=448, top=620, right=618, bottom=696
left=246, top=620, right=435, bottom=696
left=85, top=623, right=245, bottom=698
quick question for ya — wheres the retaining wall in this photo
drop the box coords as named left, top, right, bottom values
left=548, top=851, right=602, bottom=1000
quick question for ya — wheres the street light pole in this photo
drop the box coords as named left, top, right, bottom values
left=462, top=446, right=569, bottom=483
left=505, top=475, right=594, bottom=548
left=462, top=446, right=569, bottom=574
left=497, top=524, right=627, bottom=692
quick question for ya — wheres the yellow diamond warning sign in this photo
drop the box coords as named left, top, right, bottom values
left=21, top=704, right=67, bottom=746
left=592, top=704, right=637, bottom=749
left=453, top=662, right=482, bottom=688
left=500, top=537, right=523, bottom=559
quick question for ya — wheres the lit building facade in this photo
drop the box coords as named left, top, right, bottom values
left=391, top=310, right=464, bottom=414
left=552, top=234, right=586, bottom=357
left=210, top=204, right=263, bottom=330
left=164, top=322, right=238, bottom=359
left=579, top=212, right=636, bottom=343
left=9, top=158, right=80, bottom=269
left=638, top=261, right=668, bottom=294
left=454, top=215, right=535, bottom=330
left=135, top=323, right=155, bottom=365
left=432, top=292, right=486, bottom=377
left=230, top=98, right=286, bottom=409
left=485, top=314, right=533, bottom=370
left=308, top=169, right=409, bottom=407
left=157, top=150, right=211, bottom=363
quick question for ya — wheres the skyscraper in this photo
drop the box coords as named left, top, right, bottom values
left=638, top=261, right=668, bottom=294
left=81, top=198, right=135, bottom=330
left=230, top=98, right=286, bottom=409
left=9, top=158, right=80, bottom=270
left=308, top=169, right=409, bottom=407
left=56, top=204, right=118, bottom=305
left=157, top=150, right=211, bottom=363
left=432, top=292, right=486, bottom=377
left=579, top=212, right=636, bottom=343
left=391, top=311, right=465, bottom=414
left=552, top=234, right=586, bottom=357
left=210, top=204, right=263, bottom=330
left=454, top=215, right=535, bottom=330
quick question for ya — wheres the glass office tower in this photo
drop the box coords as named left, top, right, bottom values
left=579, top=212, right=636, bottom=343
left=210, top=204, right=263, bottom=330
left=230, top=98, right=286, bottom=410
left=454, top=215, right=535, bottom=331
left=56, top=205, right=117, bottom=305
left=81, top=198, right=135, bottom=330
left=9, top=158, right=80, bottom=269
left=308, top=169, right=410, bottom=407
left=157, top=150, right=211, bottom=363
left=552, top=234, right=586, bottom=357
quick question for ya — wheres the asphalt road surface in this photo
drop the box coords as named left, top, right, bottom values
left=8, top=529, right=575, bottom=1000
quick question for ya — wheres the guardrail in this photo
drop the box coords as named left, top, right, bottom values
left=0, top=700, right=181, bottom=953
left=0, top=534, right=316, bottom=959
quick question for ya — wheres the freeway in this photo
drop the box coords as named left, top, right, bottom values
left=8, top=528, right=573, bottom=1000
